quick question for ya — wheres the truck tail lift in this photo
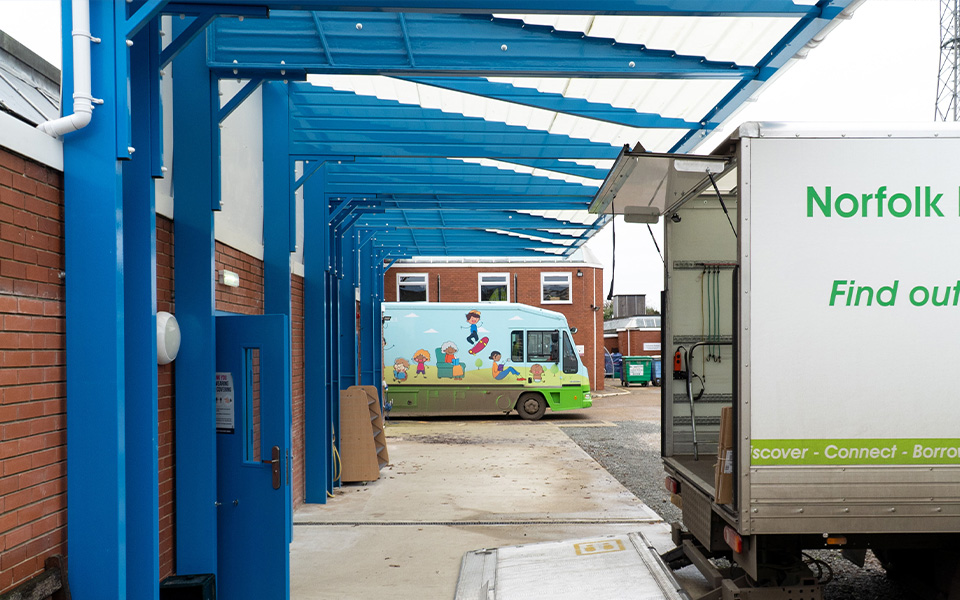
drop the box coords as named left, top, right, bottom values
left=589, top=122, right=960, bottom=599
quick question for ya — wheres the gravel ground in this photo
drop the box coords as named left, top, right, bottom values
left=561, top=415, right=917, bottom=599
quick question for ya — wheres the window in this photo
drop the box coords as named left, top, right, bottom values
left=541, top=273, right=572, bottom=304
left=527, top=330, right=559, bottom=363
left=479, top=273, right=510, bottom=302
left=561, top=331, right=578, bottom=374
left=397, top=273, right=428, bottom=302
left=510, top=331, right=524, bottom=362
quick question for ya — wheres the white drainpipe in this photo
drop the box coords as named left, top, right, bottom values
left=37, top=0, right=100, bottom=137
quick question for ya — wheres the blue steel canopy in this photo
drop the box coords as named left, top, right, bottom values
left=199, top=1, right=859, bottom=257
left=56, top=3, right=868, bottom=597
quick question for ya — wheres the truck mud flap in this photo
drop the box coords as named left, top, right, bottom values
left=455, top=532, right=690, bottom=600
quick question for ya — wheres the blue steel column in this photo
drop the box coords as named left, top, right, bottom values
left=262, top=81, right=292, bottom=316
left=326, top=250, right=340, bottom=489
left=123, top=18, right=160, bottom=600
left=63, top=0, right=126, bottom=596
left=303, top=170, right=331, bottom=502
left=358, top=245, right=376, bottom=386
left=327, top=204, right=345, bottom=488
left=338, top=228, right=359, bottom=388
left=374, top=258, right=385, bottom=400
left=172, top=23, right=217, bottom=575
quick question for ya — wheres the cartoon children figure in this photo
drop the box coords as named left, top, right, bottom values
left=441, top=341, right=459, bottom=364
left=489, top=351, right=524, bottom=381
left=465, top=310, right=482, bottom=345
left=530, top=363, right=544, bottom=383
left=412, top=349, right=430, bottom=378
left=393, top=357, right=409, bottom=382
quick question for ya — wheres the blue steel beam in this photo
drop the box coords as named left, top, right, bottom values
left=323, top=155, right=604, bottom=180
left=672, top=0, right=857, bottom=152
left=374, top=228, right=578, bottom=244
left=219, top=78, right=264, bottom=122
left=373, top=228, right=577, bottom=244
left=325, top=180, right=593, bottom=196
left=372, top=242, right=566, bottom=258
left=125, top=2, right=267, bottom=38
left=159, top=13, right=217, bottom=68
left=322, top=158, right=599, bottom=197
left=209, top=12, right=755, bottom=79
left=289, top=85, right=622, bottom=161
left=483, top=159, right=607, bottom=180
left=401, top=77, right=705, bottom=130
left=365, top=194, right=595, bottom=209
left=263, top=81, right=293, bottom=315
left=358, top=211, right=599, bottom=230
left=295, top=160, right=325, bottom=190
left=132, top=1, right=819, bottom=19
left=357, top=211, right=601, bottom=231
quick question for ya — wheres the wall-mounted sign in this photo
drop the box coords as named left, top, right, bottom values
left=643, top=342, right=661, bottom=351
left=216, top=372, right=235, bottom=434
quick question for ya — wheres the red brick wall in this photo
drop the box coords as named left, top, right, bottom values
left=384, top=265, right=605, bottom=390
left=155, top=229, right=309, bottom=579
left=291, top=276, right=305, bottom=509
left=0, top=149, right=67, bottom=591
left=215, top=243, right=264, bottom=315
left=603, top=336, right=618, bottom=354
left=617, top=330, right=661, bottom=357
left=157, top=216, right=176, bottom=580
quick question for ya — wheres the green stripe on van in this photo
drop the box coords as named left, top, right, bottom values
left=751, top=438, right=960, bottom=466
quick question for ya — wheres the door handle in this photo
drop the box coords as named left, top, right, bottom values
left=262, top=445, right=281, bottom=490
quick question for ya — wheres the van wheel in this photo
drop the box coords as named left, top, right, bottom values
left=516, top=393, right=547, bottom=421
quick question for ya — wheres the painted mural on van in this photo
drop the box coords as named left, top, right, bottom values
left=382, top=302, right=591, bottom=420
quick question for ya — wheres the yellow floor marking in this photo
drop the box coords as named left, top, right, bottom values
left=573, top=539, right=626, bottom=556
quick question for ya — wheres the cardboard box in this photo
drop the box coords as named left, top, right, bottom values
left=714, top=406, right=734, bottom=505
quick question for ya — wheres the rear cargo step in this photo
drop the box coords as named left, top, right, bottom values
left=455, top=532, right=690, bottom=600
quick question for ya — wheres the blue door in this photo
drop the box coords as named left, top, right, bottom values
left=216, top=314, right=291, bottom=599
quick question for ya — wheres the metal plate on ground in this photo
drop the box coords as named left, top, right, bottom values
left=455, top=532, right=690, bottom=600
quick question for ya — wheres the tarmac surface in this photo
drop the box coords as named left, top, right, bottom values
left=290, top=381, right=914, bottom=599
left=290, top=383, right=687, bottom=599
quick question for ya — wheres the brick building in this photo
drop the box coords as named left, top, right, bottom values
left=603, top=295, right=661, bottom=358
left=603, top=314, right=662, bottom=357
left=384, top=250, right=605, bottom=390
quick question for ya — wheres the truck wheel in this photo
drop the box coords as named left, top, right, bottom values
left=516, top=393, right=547, bottom=421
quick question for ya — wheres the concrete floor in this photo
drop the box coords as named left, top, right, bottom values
left=290, top=390, right=683, bottom=599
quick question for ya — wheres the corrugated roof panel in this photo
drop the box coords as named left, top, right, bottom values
left=495, top=14, right=797, bottom=65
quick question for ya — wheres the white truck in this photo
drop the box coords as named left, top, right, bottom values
left=591, top=123, right=960, bottom=598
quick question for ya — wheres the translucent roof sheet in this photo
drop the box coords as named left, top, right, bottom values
left=213, top=3, right=861, bottom=257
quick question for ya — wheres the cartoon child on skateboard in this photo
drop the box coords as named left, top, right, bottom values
left=489, top=351, right=524, bottom=381
left=412, top=349, right=430, bottom=378
left=465, top=310, right=482, bottom=345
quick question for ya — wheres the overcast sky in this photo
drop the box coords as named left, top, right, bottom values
left=584, top=0, right=940, bottom=307
left=0, top=1, right=942, bottom=307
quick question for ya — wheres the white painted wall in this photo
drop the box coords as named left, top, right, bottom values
left=155, top=17, right=306, bottom=274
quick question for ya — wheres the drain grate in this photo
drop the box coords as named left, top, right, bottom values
left=295, top=518, right=663, bottom=527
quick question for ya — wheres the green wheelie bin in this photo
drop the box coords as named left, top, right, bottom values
left=620, top=356, right=653, bottom=387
